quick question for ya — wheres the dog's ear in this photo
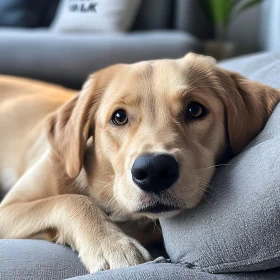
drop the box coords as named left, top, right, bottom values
left=216, top=68, right=280, bottom=155
left=48, top=64, right=124, bottom=178
left=183, top=52, right=217, bottom=67
left=47, top=77, right=97, bottom=178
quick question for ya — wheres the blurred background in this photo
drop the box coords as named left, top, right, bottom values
left=0, top=0, right=276, bottom=89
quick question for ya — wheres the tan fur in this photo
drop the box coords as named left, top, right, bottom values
left=0, top=53, right=279, bottom=272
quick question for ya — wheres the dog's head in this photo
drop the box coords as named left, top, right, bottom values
left=48, top=53, right=280, bottom=219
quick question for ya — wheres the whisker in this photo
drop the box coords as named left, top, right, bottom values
left=198, top=184, right=217, bottom=196
left=195, top=189, right=212, bottom=205
left=198, top=180, right=217, bottom=191
left=95, top=180, right=115, bottom=197
left=198, top=181, right=224, bottom=199
left=198, top=163, right=231, bottom=171
left=106, top=196, right=117, bottom=212
left=198, top=179, right=215, bottom=189
left=173, top=148, right=186, bottom=155
left=152, top=220, right=162, bottom=234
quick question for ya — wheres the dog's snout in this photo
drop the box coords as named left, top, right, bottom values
left=131, top=154, right=179, bottom=193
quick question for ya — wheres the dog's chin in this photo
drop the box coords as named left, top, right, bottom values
left=134, top=202, right=182, bottom=219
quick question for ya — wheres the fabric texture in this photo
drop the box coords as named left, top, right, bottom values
left=219, top=52, right=280, bottom=86
left=160, top=53, right=280, bottom=273
left=0, top=239, right=87, bottom=279
left=0, top=241, right=280, bottom=280
left=51, top=0, right=141, bottom=33
left=0, top=0, right=48, bottom=27
left=69, top=261, right=280, bottom=280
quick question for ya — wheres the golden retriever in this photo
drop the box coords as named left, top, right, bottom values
left=0, top=53, right=279, bottom=272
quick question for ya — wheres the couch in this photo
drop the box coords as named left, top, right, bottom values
left=1, top=51, right=280, bottom=279
left=1, top=1, right=280, bottom=278
left=0, top=0, right=212, bottom=89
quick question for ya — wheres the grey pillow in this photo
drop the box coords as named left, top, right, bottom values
left=160, top=103, right=280, bottom=273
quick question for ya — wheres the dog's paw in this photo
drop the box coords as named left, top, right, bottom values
left=79, top=235, right=152, bottom=273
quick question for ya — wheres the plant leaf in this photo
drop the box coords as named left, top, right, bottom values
left=201, top=0, right=230, bottom=25
left=200, top=0, right=241, bottom=26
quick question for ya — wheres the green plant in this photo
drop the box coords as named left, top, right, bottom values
left=201, top=0, right=263, bottom=41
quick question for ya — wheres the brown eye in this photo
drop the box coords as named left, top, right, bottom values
left=187, top=102, right=207, bottom=119
left=111, top=109, right=128, bottom=126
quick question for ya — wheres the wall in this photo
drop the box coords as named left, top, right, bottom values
left=227, top=1, right=263, bottom=55
left=260, top=0, right=280, bottom=51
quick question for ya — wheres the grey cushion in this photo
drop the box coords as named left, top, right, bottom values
left=219, top=52, right=280, bottom=87
left=70, top=262, right=280, bottom=280
left=0, top=29, right=200, bottom=89
left=0, top=239, right=87, bottom=279
left=0, top=0, right=48, bottom=27
left=1, top=240, right=280, bottom=280
left=160, top=52, right=280, bottom=273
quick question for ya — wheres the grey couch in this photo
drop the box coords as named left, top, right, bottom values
left=1, top=51, right=280, bottom=279
left=0, top=0, right=212, bottom=89
left=1, top=1, right=280, bottom=279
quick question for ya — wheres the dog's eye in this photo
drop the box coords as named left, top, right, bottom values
left=111, top=109, right=128, bottom=126
left=186, top=102, right=207, bottom=119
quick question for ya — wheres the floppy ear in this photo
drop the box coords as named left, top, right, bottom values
left=216, top=68, right=280, bottom=155
left=183, top=52, right=217, bottom=68
left=47, top=77, right=98, bottom=178
left=47, top=64, right=125, bottom=178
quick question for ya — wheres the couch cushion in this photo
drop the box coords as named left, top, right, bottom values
left=70, top=262, right=280, bottom=280
left=219, top=52, right=280, bottom=87
left=0, top=28, right=200, bottom=89
left=1, top=240, right=280, bottom=280
left=0, top=239, right=87, bottom=279
left=160, top=53, right=280, bottom=273
left=0, top=0, right=49, bottom=27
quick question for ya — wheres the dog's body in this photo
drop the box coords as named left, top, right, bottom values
left=0, top=76, right=73, bottom=190
left=0, top=53, right=279, bottom=272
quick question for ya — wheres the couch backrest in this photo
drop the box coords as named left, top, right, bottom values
left=40, top=0, right=60, bottom=27
left=41, top=0, right=213, bottom=39
left=174, top=0, right=213, bottom=39
left=132, top=0, right=213, bottom=39
left=132, top=0, right=174, bottom=30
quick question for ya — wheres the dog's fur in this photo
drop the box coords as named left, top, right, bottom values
left=0, top=53, right=279, bottom=272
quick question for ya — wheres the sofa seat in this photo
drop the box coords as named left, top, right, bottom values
left=1, top=240, right=280, bottom=280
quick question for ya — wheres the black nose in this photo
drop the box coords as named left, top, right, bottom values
left=131, top=153, right=179, bottom=193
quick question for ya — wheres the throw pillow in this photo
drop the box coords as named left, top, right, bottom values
left=51, top=0, right=141, bottom=33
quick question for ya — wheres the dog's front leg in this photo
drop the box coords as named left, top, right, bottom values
left=0, top=194, right=151, bottom=272
left=0, top=152, right=151, bottom=272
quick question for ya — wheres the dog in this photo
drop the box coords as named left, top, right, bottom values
left=0, top=53, right=279, bottom=272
